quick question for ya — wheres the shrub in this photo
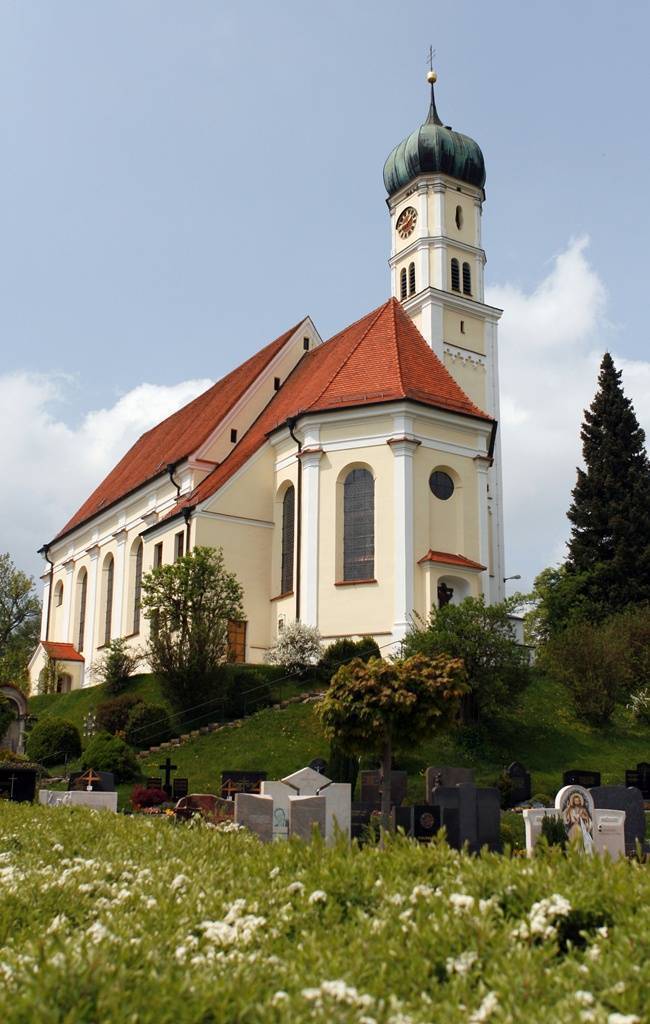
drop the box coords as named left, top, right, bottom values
left=95, top=694, right=144, bottom=736
left=0, top=696, right=15, bottom=742
left=80, top=732, right=140, bottom=782
left=266, top=621, right=322, bottom=678
left=543, top=617, right=629, bottom=725
left=93, top=638, right=143, bottom=695
left=327, top=740, right=359, bottom=793
left=540, top=814, right=567, bottom=850
left=124, top=703, right=173, bottom=749
left=627, top=687, right=650, bottom=725
left=403, top=597, right=530, bottom=721
left=26, top=718, right=81, bottom=766
left=222, top=666, right=272, bottom=719
left=131, top=785, right=168, bottom=809
left=319, top=636, right=382, bottom=682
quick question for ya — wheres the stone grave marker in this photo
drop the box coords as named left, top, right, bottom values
left=360, top=769, right=407, bottom=809
left=234, top=792, right=273, bottom=842
left=523, top=785, right=626, bottom=858
left=425, top=766, right=474, bottom=803
left=0, top=767, right=37, bottom=802
left=504, top=761, right=531, bottom=807
left=262, top=766, right=350, bottom=843
left=309, top=757, right=328, bottom=775
left=562, top=769, right=601, bottom=789
left=289, top=794, right=326, bottom=842
left=429, top=783, right=501, bottom=853
left=350, top=803, right=375, bottom=840
left=590, top=785, right=646, bottom=855
left=175, top=794, right=234, bottom=822
left=412, top=805, right=442, bottom=843
left=39, top=789, right=118, bottom=812
left=221, top=770, right=267, bottom=800
left=625, top=762, right=650, bottom=799
left=68, top=770, right=115, bottom=792
left=477, top=788, right=502, bottom=852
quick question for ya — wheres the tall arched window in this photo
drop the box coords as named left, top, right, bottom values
left=450, top=258, right=460, bottom=292
left=343, top=469, right=375, bottom=581
left=280, top=485, right=295, bottom=595
left=102, top=555, right=114, bottom=646
left=400, top=267, right=407, bottom=300
left=462, top=261, right=472, bottom=295
left=132, top=541, right=143, bottom=634
left=54, top=581, right=64, bottom=607
left=408, top=261, right=416, bottom=295
left=76, top=569, right=87, bottom=652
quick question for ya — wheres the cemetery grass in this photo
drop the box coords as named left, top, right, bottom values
left=2, top=804, right=650, bottom=1024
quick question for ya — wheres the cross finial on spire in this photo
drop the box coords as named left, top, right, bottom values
left=427, top=45, right=435, bottom=73
left=424, top=46, right=442, bottom=125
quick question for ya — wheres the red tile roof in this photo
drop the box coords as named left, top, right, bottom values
left=417, top=550, right=486, bottom=571
left=55, top=321, right=305, bottom=540
left=42, top=641, right=85, bottom=663
left=176, top=298, right=492, bottom=514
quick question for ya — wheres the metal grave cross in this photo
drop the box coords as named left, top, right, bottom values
left=158, top=757, right=177, bottom=797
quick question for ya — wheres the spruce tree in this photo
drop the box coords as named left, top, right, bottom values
left=566, top=352, right=650, bottom=615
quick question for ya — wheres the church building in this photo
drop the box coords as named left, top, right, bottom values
left=29, top=72, right=505, bottom=691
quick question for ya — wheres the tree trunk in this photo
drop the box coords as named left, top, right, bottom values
left=380, top=734, right=392, bottom=842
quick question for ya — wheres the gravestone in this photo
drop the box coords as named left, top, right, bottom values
left=350, top=802, right=375, bottom=840
left=0, top=767, right=37, bottom=802
left=504, top=761, right=531, bottom=807
left=309, top=757, right=329, bottom=775
left=146, top=777, right=163, bottom=789
left=262, top=766, right=351, bottom=843
left=523, top=785, right=626, bottom=858
left=562, top=769, right=601, bottom=789
left=39, top=789, right=118, bottom=812
left=425, top=766, right=474, bottom=803
left=175, top=794, right=234, bottom=822
left=172, top=778, right=189, bottom=800
left=289, top=795, right=326, bottom=842
left=234, top=792, right=273, bottom=842
left=412, top=805, right=442, bottom=843
left=429, top=783, right=500, bottom=853
left=68, top=770, right=116, bottom=793
left=221, top=770, right=267, bottom=800
left=590, top=786, right=646, bottom=855
left=359, top=770, right=407, bottom=809
left=477, top=788, right=502, bottom=852
left=394, top=806, right=413, bottom=835
left=625, top=763, right=650, bottom=799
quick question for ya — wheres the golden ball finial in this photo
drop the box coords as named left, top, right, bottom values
left=426, top=69, right=437, bottom=84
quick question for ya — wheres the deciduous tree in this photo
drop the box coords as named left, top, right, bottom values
left=0, top=553, right=40, bottom=691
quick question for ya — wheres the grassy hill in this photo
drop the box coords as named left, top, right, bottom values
left=28, top=670, right=650, bottom=803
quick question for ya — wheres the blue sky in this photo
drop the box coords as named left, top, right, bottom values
left=1, top=1, right=649, bottom=588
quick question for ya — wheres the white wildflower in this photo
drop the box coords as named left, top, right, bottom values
left=469, top=991, right=499, bottom=1023
left=588, top=945, right=601, bottom=961
left=270, top=991, right=289, bottom=1006
left=287, top=881, right=304, bottom=895
left=597, top=925, right=609, bottom=938
left=175, top=946, right=187, bottom=963
left=308, top=889, right=327, bottom=905
left=449, top=893, right=475, bottom=912
left=269, top=866, right=280, bottom=879
left=575, top=992, right=595, bottom=1006
left=409, top=884, right=435, bottom=902
left=86, top=921, right=109, bottom=944
left=608, top=1016, right=640, bottom=1024
left=446, top=950, right=478, bottom=976
left=47, top=914, right=67, bottom=934
left=580, top=1012, right=597, bottom=1023
left=170, top=874, right=189, bottom=892
left=388, top=892, right=405, bottom=905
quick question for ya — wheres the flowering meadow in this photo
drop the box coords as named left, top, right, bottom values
left=1, top=805, right=649, bottom=1023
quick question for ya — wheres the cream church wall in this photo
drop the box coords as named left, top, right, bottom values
left=443, top=309, right=485, bottom=354
left=442, top=353, right=487, bottom=411
left=444, top=189, right=478, bottom=247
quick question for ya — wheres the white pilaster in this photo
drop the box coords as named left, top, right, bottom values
left=475, top=457, right=490, bottom=597
left=432, top=180, right=446, bottom=235
left=62, top=560, right=75, bottom=642
left=300, top=448, right=322, bottom=628
left=112, top=530, right=128, bottom=639
left=474, top=197, right=482, bottom=248
left=485, top=317, right=505, bottom=603
left=40, top=575, right=51, bottom=641
left=84, top=546, right=100, bottom=687
left=418, top=298, right=444, bottom=358
left=417, top=182, right=429, bottom=238
left=388, top=429, right=419, bottom=643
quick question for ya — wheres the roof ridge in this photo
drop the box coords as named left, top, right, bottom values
left=388, top=298, right=406, bottom=397
left=307, top=301, right=390, bottom=410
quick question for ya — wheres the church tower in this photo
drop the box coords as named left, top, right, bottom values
left=383, top=69, right=505, bottom=603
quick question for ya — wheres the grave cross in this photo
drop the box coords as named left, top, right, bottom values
left=158, top=757, right=177, bottom=797
left=222, top=779, right=240, bottom=800
left=79, top=768, right=101, bottom=792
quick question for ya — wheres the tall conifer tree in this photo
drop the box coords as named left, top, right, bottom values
left=566, top=352, right=650, bottom=613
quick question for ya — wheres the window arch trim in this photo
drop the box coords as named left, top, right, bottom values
left=342, top=466, right=375, bottom=583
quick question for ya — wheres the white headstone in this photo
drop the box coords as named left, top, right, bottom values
left=39, top=789, right=118, bottom=812
left=523, top=787, right=626, bottom=859
left=281, top=766, right=329, bottom=795
left=261, top=781, right=292, bottom=841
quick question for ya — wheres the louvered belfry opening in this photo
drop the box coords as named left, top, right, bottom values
left=462, top=261, right=472, bottom=295
left=408, top=261, right=416, bottom=295
left=281, top=485, right=295, bottom=594
left=343, top=468, right=375, bottom=581
left=450, top=258, right=460, bottom=291
left=400, top=267, right=407, bottom=300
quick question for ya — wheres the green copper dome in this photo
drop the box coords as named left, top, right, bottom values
left=383, top=86, right=486, bottom=196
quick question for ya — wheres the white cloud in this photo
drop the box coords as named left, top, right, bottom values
left=0, top=373, right=212, bottom=579
left=488, top=237, right=650, bottom=591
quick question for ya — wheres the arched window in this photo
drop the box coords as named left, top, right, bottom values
left=408, top=262, right=416, bottom=296
left=400, top=267, right=407, bottom=300
left=280, top=485, right=295, bottom=595
left=132, top=541, right=143, bottom=634
left=462, top=261, right=472, bottom=295
left=76, top=570, right=87, bottom=652
left=102, top=555, right=114, bottom=646
left=450, top=258, right=460, bottom=292
left=343, top=469, right=375, bottom=581
left=455, top=204, right=463, bottom=230
left=54, top=581, right=64, bottom=607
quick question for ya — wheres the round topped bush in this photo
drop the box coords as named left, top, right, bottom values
left=26, top=719, right=81, bottom=766
left=124, top=703, right=172, bottom=749
left=80, top=732, right=140, bottom=783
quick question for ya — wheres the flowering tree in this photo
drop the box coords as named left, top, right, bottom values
left=265, top=621, right=322, bottom=678
left=316, top=654, right=467, bottom=833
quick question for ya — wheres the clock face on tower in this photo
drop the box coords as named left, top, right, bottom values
left=396, top=206, right=418, bottom=239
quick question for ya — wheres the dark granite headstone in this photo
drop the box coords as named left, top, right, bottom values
left=309, top=758, right=329, bottom=775
left=220, top=770, right=267, bottom=799
left=625, top=763, right=650, bottom=799
left=505, top=761, right=531, bottom=807
left=394, top=806, right=414, bottom=835
left=563, top=769, right=601, bottom=789
left=425, top=766, right=475, bottom=803
left=590, top=785, right=646, bottom=855
left=68, top=770, right=116, bottom=792
left=359, top=770, right=407, bottom=809
left=412, top=805, right=442, bottom=843
left=477, top=788, right=502, bottom=853
left=350, top=802, right=374, bottom=840
left=146, top=777, right=163, bottom=789
left=0, top=767, right=37, bottom=802
left=172, top=778, right=189, bottom=800
left=429, top=784, right=500, bottom=853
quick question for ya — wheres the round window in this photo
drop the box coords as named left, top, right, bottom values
left=429, top=471, right=454, bottom=500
